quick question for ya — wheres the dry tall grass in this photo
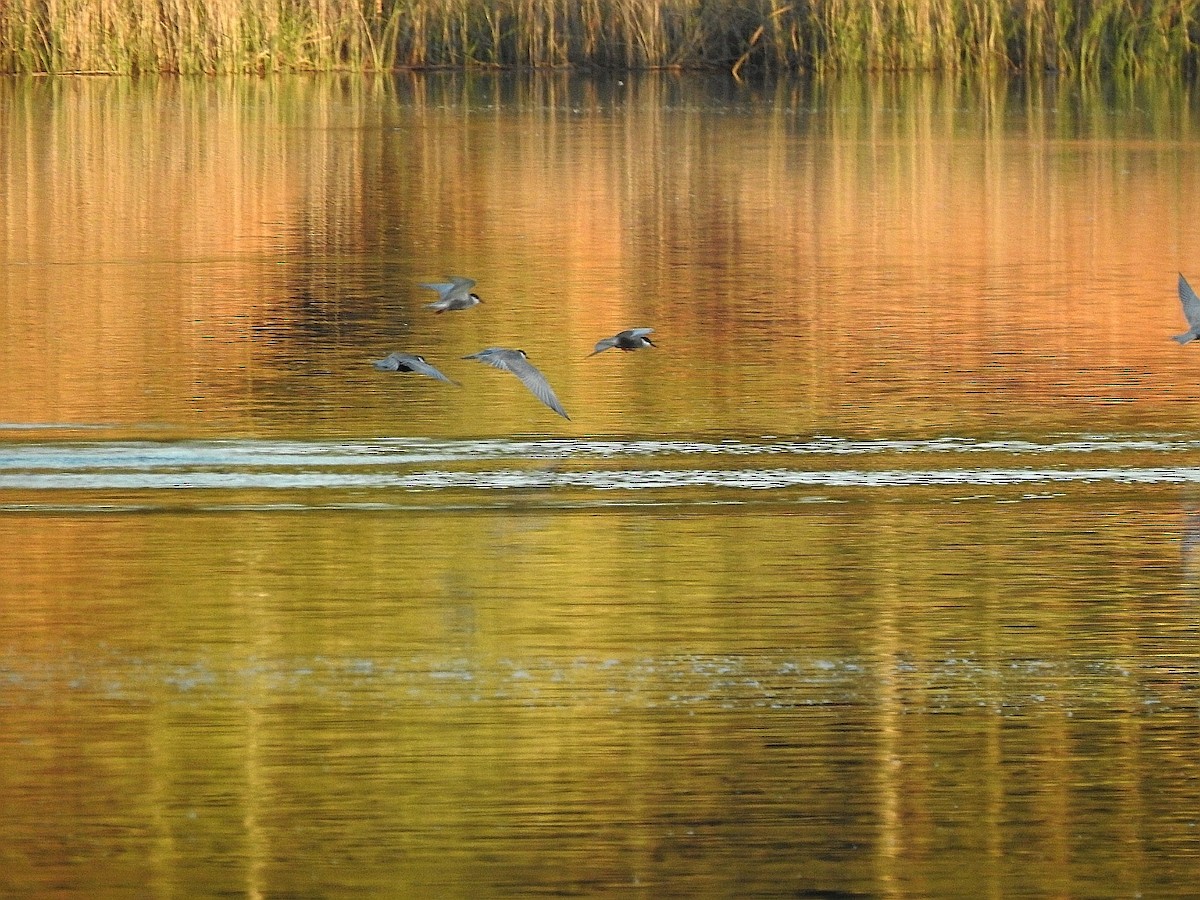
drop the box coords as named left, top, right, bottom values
left=2, top=0, right=1198, bottom=75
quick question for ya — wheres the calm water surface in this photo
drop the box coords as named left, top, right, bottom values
left=4, top=73, right=1200, bottom=896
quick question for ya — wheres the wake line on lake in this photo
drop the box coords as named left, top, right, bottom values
left=3, top=437, right=1200, bottom=497
left=4, top=468, right=1200, bottom=491
left=2, top=434, right=1200, bottom=469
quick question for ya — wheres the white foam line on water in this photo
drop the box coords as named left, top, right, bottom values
left=3, top=435, right=1200, bottom=470
left=4, top=467, right=1200, bottom=490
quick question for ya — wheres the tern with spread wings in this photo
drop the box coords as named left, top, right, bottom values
left=588, top=328, right=656, bottom=357
left=419, top=276, right=483, bottom=313
left=372, top=352, right=458, bottom=385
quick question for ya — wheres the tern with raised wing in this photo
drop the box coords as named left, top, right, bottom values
left=372, top=352, right=458, bottom=385
left=588, top=327, right=655, bottom=357
left=1174, top=274, right=1200, bottom=345
left=419, top=276, right=483, bottom=313
left=463, top=348, right=569, bottom=420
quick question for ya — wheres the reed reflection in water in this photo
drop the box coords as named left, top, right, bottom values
left=3, top=74, right=1200, bottom=438
left=4, top=71, right=1200, bottom=895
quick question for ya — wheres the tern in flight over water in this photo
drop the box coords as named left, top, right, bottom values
left=463, top=348, right=569, bottom=420
left=1174, top=274, right=1200, bottom=345
left=588, top=327, right=656, bottom=357
left=419, top=276, right=483, bottom=313
left=372, top=352, right=458, bottom=385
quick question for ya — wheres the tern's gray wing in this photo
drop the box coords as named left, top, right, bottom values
left=621, top=328, right=655, bottom=339
left=402, top=355, right=458, bottom=384
left=464, top=348, right=510, bottom=370
left=1174, top=274, right=1200, bottom=344
left=1180, top=274, right=1200, bottom=328
left=419, top=276, right=476, bottom=299
left=419, top=281, right=459, bottom=300
left=465, top=349, right=569, bottom=419
left=503, top=355, right=569, bottom=419
left=588, top=337, right=618, bottom=356
left=373, top=352, right=404, bottom=371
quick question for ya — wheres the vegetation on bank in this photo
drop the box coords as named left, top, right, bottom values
left=2, top=0, right=1198, bottom=76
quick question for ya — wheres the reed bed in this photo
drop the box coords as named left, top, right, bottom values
left=2, top=0, right=1199, bottom=76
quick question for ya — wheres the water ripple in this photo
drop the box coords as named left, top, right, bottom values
left=2, top=437, right=1200, bottom=498
left=2, top=467, right=1200, bottom=492
left=1, top=434, right=1199, bottom=470
left=0, top=651, right=1171, bottom=715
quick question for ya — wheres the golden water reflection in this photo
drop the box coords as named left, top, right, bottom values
left=4, top=491, right=1200, bottom=895
left=3, top=74, right=1200, bottom=437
